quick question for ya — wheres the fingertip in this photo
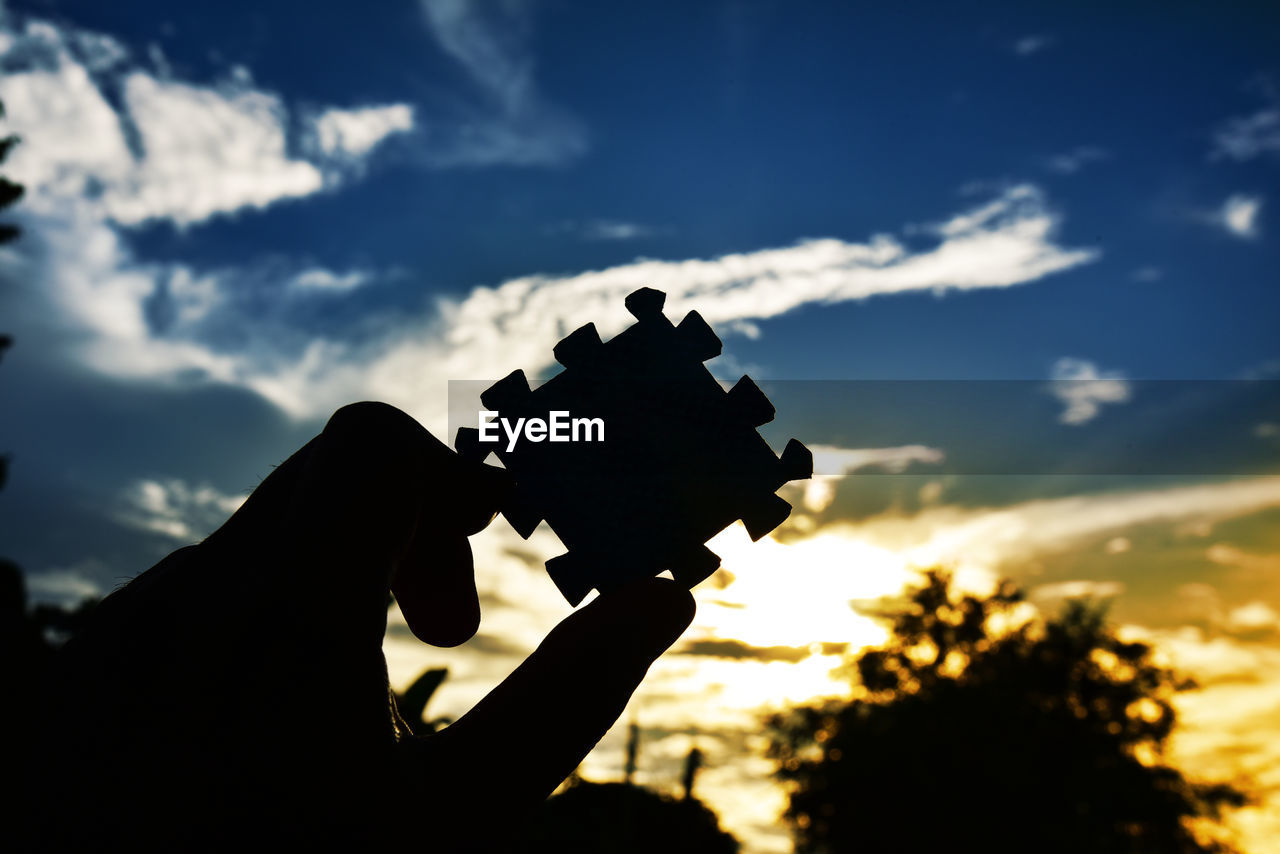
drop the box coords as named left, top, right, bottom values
left=392, top=534, right=481, bottom=648
left=585, top=576, right=697, bottom=662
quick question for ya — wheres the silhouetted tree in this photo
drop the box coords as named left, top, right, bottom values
left=0, top=95, right=19, bottom=489
left=0, top=98, right=20, bottom=249
left=766, top=570, right=1248, bottom=854
left=510, top=721, right=736, bottom=851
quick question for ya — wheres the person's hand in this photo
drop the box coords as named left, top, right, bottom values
left=27, top=402, right=696, bottom=851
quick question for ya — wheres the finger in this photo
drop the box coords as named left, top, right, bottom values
left=202, top=402, right=507, bottom=645
left=404, top=577, right=696, bottom=810
left=209, top=403, right=506, bottom=563
left=391, top=529, right=480, bottom=648
left=392, top=453, right=508, bottom=648
left=200, top=435, right=320, bottom=553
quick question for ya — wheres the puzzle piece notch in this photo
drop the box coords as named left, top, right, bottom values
left=502, top=484, right=544, bottom=539
left=553, top=322, right=603, bottom=369
left=675, top=311, right=722, bottom=361
left=742, top=493, right=794, bottom=542
left=481, top=369, right=533, bottom=413
left=668, top=543, right=722, bottom=589
left=625, top=286, right=667, bottom=320
left=454, top=425, right=486, bottom=462
left=778, top=438, right=814, bottom=485
left=726, top=375, right=775, bottom=427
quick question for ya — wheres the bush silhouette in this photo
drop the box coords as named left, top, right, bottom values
left=766, top=569, right=1248, bottom=854
left=517, top=778, right=740, bottom=854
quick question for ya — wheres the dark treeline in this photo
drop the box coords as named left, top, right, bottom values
left=767, top=570, right=1250, bottom=854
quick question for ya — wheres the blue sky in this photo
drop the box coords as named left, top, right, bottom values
left=2, top=1, right=1279, bottom=850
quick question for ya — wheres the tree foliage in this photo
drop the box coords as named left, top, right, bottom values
left=766, top=570, right=1248, bottom=854
left=0, top=96, right=21, bottom=252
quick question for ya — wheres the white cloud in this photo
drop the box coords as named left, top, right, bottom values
left=1, top=15, right=1099, bottom=434
left=0, top=17, right=415, bottom=229
left=1013, top=35, right=1053, bottom=56
left=110, top=73, right=325, bottom=226
left=288, top=267, right=373, bottom=294
left=1104, top=536, right=1131, bottom=554
left=415, top=0, right=587, bottom=167
left=1043, top=146, right=1109, bottom=174
left=1225, top=601, right=1279, bottom=635
left=1030, top=579, right=1125, bottom=602
left=24, top=566, right=104, bottom=602
left=796, top=446, right=944, bottom=512
left=807, top=444, right=946, bottom=475
left=312, top=103, right=414, bottom=160
left=1048, top=357, right=1131, bottom=425
left=846, top=476, right=1280, bottom=574
left=1214, top=193, right=1263, bottom=239
left=1211, top=107, right=1280, bottom=162
left=1205, top=543, right=1280, bottom=575
left=115, top=478, right=246, bottom=542
left=3, top=168, right=1098, bottom=427
left=1131, top=266, right=1163, bottom=282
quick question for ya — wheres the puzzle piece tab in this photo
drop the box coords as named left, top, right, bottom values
left=455, top=287, right=812, bottom=606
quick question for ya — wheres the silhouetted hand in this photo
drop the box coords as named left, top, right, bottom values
left=24, top=402, right=696, bottom=852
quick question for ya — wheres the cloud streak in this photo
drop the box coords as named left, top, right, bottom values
left=1211, top=106, right=1280, bottom=162
left=1048, top=357, right=1131, bottom=425
left=3, top=121, right=1099, bottom=428
left=414, top=0, right=587, bottom=167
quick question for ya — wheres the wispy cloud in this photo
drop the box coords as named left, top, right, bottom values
left=1211, top=85, right=1280, bottom=162
left=1042, top=145, right=1110, bottom=174
left=24, top=565, right=105, bottom=602
left=1048, top=357, right=1131, bottom=425
left=415, top=0, right=587, bottom=167
left=0, top=14, right=1101, bottom=434
left=547, top=219, right=658, bottom=241
left=856, top=476, right=1280, bottom=573
left=800, top=444, right=946, bottom=511
left=2, top=166, right=1099, bottom=427
left=287, top=267, right=374, bottom=294
left=1012, top=35, right=1054, bottom=57
left=115, top=478, right=246, bottom=542
left=310, top=103, right=415, bottom=161
left=1029, top=579, right=1125, bottom=604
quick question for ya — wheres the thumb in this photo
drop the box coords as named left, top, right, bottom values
left=402, top=577, right=696, bottom=814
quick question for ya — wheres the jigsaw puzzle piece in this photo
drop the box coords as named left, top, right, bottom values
left=553, top=323, right=603, bottom=368
left=668, top=543, right=721, bottom=589
left=726, top=375, right=775, bottom=427
left=624, top=286, right=667, bottom=320
left=502, top=484, right=544, bottom=539
left=676, top=311, right=722, bottom=360
left=778, top=438, right=814, bottom=483
left=546, top=551, right=596, bottom=607
left=454, top=425, right=488, bottom=463
left=741, top=493, right=794, bottom=541
left=481, top=369, right=533, bottom=411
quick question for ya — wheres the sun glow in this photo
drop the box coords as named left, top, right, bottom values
left=695, top=523, right=912, bottom=651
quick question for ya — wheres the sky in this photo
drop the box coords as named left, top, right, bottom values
left=1, top=1, right=1279, bottom=850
